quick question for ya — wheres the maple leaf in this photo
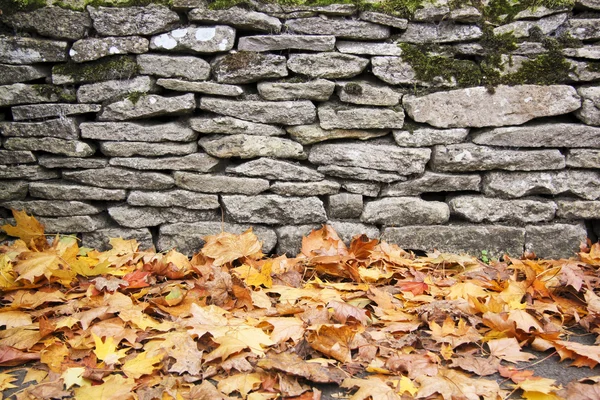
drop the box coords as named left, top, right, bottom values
left=415, top=367, right=501, bottom=400
left=508, top=309, right=544, bottom=332
left=514, top=377, right=562, bottom=395
left=553, top=340, right=600, bottom=368
left=1, top=209, right=47, bottom=249
left=0, top=255, right=18, bottom=289
left=559, top=378, right=600, bottom=400
left=217, top=372, right=263, bottom=398
left=306, top=324, right=355, bottom=363
left=257, top=351, right=346, bottom=384
left=202, top=229, right=263, bottom=266
left=487, top=337, right=537, bottom=363
left=122, top=351, right=163, bottom=379
left=263, top=317, right=305, bottom=344
left=73, top=374, right=135, bottom=400
left=328, top=300, right=369, bottom=325
left=0, top=310, right=32, bottom=329
left=0, top=372, right=17, bottom=391
left=13, top=250, right=61, bottom=283
left=449, top=355, right=499, bottom=376
left=61, top=367, right=85, bottom=389
left=92, top=276, right=129, bottom=292
left=499, top=365, right=535, bottom=383
left=92, top=333, right=128, bottom=366
left=205, top=336, right=249, bottom=362
left=301, top=225, right=348, bottom=258
left=342, top=376, right=402, bottom=400
left=233, top=262, right=273, bottom=288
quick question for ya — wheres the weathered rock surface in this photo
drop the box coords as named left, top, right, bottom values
left=0, top=84, right=75, bottom=107
left=39, top=215, right=110, bottom=233
left=329, top=221, right=381, bottom=244
left=317, top=165, right=406, bottom=183
left=448, top=195, right=556, bottom=224
left=431, top=144, right=565, bottom=172
left=0, top=64, right=49, bottom=85
left=566, top=149, right=600, bottom=168
left=212, top=52, right=287, bottom=84
left=11, top=103, right=101, bottom=121
left=270, top=180, right=340, bottom=196
left=0, top=36, right=68, bottom=64
left=63, top=167, right=174, bottom=190
left=287, top=53, right=368, bottom=79
left=226, top=158, right=323, bottom=181
left=371, top=56, right=434, bottom=86
left=403, top=85, right=581, bottom=128
left=563, top=45, right=600, bottom=59
left=88, top=5, right=180, bottom=36
left=4, top=138, right=96, bottom=157
left=0, top=165, right=58, bottom=180
left=238, top=35, right=335, bottom=52
left=81, top=121, right=196, bottom=142
left=188, top=6, right=282, bottom=32
left=82, top=228, right=154, bottom=251
left=70, top=36, right=149, bottom=63
left=285, top=17, right=390, bottom=40
left=258, top=2, right=356, bottom=16
left=0, top=150, right=36, bottom=164
left=137, top=54, right=211, bottom=80
left=199, top=97, right=316, bottom=125
left=199, top=135, right=306, bottom=159
left=174, top=172, right=269, bottom=195
left=275, top=224, right=319, bottom=255
left=494, top=13, right=568, bottom=38
left=223, top=195, right=327, bottom=224
left=77, top=76, right=158, bottom=103
left=393, top=126, right=468, bottom=147
left=576, top=0, right=600, bottom=10
left=342, top=181, right=380, bottom=197
left=1, top=200, right=103, bottom=217
left=29, top=181, right=127, bottom=200
left=336, top=41, right=402, bottom=56
left=309, top=142, right=430, bottom=173
left=99, top=141, right=197, bottom=157
left=566, top=18, right=600, bottom=41
left=525, top=224, right=587, bottom=259
left=190, top=116, right=285, bottom=136
left=38, top=156, right=108, bottom=169
left=557, top=200, right=600, bottom=219
left=0, top=181, right=28, bottom=200
left=318, top=103, right=404, bottom=130
left=108, top=205, right=218, bottom=228
left=52, top=55, right=139, bottom=85
left=287, top=124, right=388, bottom=145
left=156, top=79, right=243, bottom=96
left=328, top=193, right=363, bottom=219
left=473, top=123, right=600, bottom=147
left=336, top=80, right=402, bottom=106
left=359, top=11, right=408, bottom=28
left=128, top=189, right=219, bottom=209
left=109, top=153, right=222, bottom=172
left=98, top=93, right=195, bottom=121
left=382, top=172, right=481, bottom=196
left=2, top=7, right=92, bottom=40
left=150, top=26, right=235, bottom=53
left=398, top=23, right=482, bottom=43
left=575, top=86, right=600, bottom=126
left=362, top=197, right=449, bottom=225
left=0, top=118, right=79, bottom=139
left=258, top=80, right=335, bottom=101
left=567, top=59, right=600, bottom=82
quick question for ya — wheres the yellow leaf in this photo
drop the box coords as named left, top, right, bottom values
left=74, top=374, right=135, bottom=400
left=62, top=367, right=85, bottom=389
left=516, top=377, right=561, bottom=394
left=40, top=342, right=69, bottom=373
left=233, top=262, right=272, bottom=289
left=217, top=372, right=263, bottom=399
left=0, top=310, right=32, bottom=329
left=522, top=391, right=564, bottom=400
left=446, top=281, right=489, bottom=300
left=202, top=229, right=263, bottom=266
left=92, top=333, right=128, bottom=366
left=508, top=309, right=544, bottom=332
left=13, top=250, right=61, bottom=283
left=23, top=368, right=47, bottom=384
left=122, top=351, right=163, bottom=379
left=204, top=336, right=249, bottom=362
left=0, top=255, right=18, bottom=289
left=0, top=372, right=17, bottom=391
left=488, top=337, right=537, bottom=363
left=398, top=375, right=418, bottom=396
left=264, top=317, right=305, bottom=344
left=342, top=376, right=401, bottom=400
left=1, top=210, right=46, bottom=248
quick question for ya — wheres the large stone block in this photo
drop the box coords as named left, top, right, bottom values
left=109, top=153, right=222, bottom=172
left=285, top=17, right=390, bottom=40
left=108, top=205, right=218, bottom=228
left=494, top=13, right=567, bottom=38
left=317, top=165, right=406, bottom=183
left=174, top=172, right=270, bottom=195
left=393, top=126, right=468, bottom=147
left=287, top=53, right=368, bottom=79
left=0, top=181, right=28, bottom=201
left=137, top=54, right=211, bottom=81
left=77, top=76, right=158, bottom=104
left=1, top=200, right=103, bottom=217
left=525, top=224, right=587, bottom=259
left=190, top=116, right=285, bottom=136
left=0, top=36, right=67, bottom=64
left=226, top=158, right=323, bottom=182
left=0, top=64, right=50, bottom=85
left=287, top=124, right=388, bottom=145
left=0, top=150, right=36, bottom=164
left=11, top=104, right=101, bottom=121
left=361, top=197, right=449, bottom=225
left=566, top=149, right=600, bottom=168
left=70, top=36, right=149, bottom=63
left=336, top=80, right=402, bottom=106
left=329, top=221, right=381, bottom=244
left=82, top=228, right=154, bottom=251
left=0, top=118, right=79, bottom=139
left=29, top=181, right=127, bottom=201
left=199, top=97, right=316, bottom=125
left=270, top=180, right=340, bottom=196
left=156, top=79, right=243, bottom=96
left=63, top=167, right=174, bottom=190
left=359, top=11, right=408, bottom=28
left=448, top=195, right=556, bottom=224
left=150, top=26, right=235, bottom=54
left=472, top=123, right=600, bottom=148
left=38, top=156, right=108, bottom=169
left=557, top=200, right=600, bottom=219
left=328, top=193, right=363, bottom=219
left=398, top=22, right=482, bottom=43
left=0, top=84, right=75, bottom=107
left=223, top=195, right=327, bottom=224
left=199, top=134, right=306, bottom=159
left=88, top=5, right=180, bottom=36
left=39, top=215, right=110, bottom=233
left=336, top=41, right=402, bottom=56
left=80, top=121, right=196, bottom=142
left=128, top=190, right=219, bottom=210
left=2, top=7, right=92, bottom=40
left=99, top=141, right=197, bottom=157
left=188, top=6, right=282, bottom=32
left=575, top=86, right=600, bottom=126
left=98, top=94, right=196, bottom=121
left=238, top=35, right=335, bottom=52
left=4, top=137, right=96, bottom=157
left=318, top=102, right=404, bottom=130
left=0, top=165, right=57, bottom=180
left=342, top=181, right=380, bottom=197
left=211, top=52, right=287, bottom=84
left=566, top=19, right=600, bottom=41
left=258, top=80, right=335, bottom=102
left=381, top=172, right=481, bottom=196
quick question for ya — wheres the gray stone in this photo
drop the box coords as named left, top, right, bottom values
left=88, top=5, right=180, bottom=36
left=156, top=79, right=243, bottom=96
left=0, top=118, right=79, bottom=139
left=403, top=85, right=581, bottom=128
left=29, top=181, right=127, bottom=201
left=0, top=165, right=58, bottom=180
left=413, top=0, right=449, bottom=21
left=275, top=224, right=320, bottom=255
left=336, top=80, right=402, bottom=106
left=448, top=6, right=481, bottom=22
left=258, top=79, right=335, bottom=101
left=398, top=22, right=482, bottom=43
left=223, top=194, right=327, bottom=224
left=309, top=142, right=430, bottom=173
left=525, top=224, right=587, bottom=259
left=99, top=141, right=197, bottom=157
left=494, top=13, right=568, bottom=38
left=11, top=104, right=101, bottom=121
left=372, top=56, right=447, bottom=86
left=577, top=0, right=600, bottom=9
left=80, top=121, right=197, bottom=142
left=382, top=225, right=526, bottom=258
left=270, top=180, right=340, bottom=196
left=98, top=93, right=196, bottom=121
left=1, top=200, right=103, bottom=217
left=78, top=76, right=158, bottom=104
left=393, top=126, right=468, bottom=147
left=70, top=36, right=149, bottom=63
left=39, top=215, right=110, bottom=233
left=137, top=54, right=211, bottom=80
left=317, top=165, right=406, bottom=183
left=431, top=144, right=565, bottom=172
left=575, top=86, right=600, bottom=126
left=0, top=150, right=36, bottom=164
left=63, top=167, right=174, bottom=190
left=238, top=35, right=335, bottom=52
left=150, top=25, right=235, bottom=54
left=157, top=222, right=277, bottom=255
left=0, top=64, right=49, bottom=85
left=382, top=172, right=481, bottom=197
left=329, top=221, right=381, bottom=244
left=453, top=43, right=485, bottom=56
left=109, top=153, right=222, bottom=172
left=318, top=102, right=404, bottom=130
left=38, top=156, right=108, bottom=169
left=199, top=134, right=306, bottom=159
left=212, top=52, right=287, bottom=84
left=0, top=84, right=76, bottom=107
left=287, top=53, right=368, bottom=79
left=285, top=17, right=390, bottom=40
left=563, top=46, right=600, bottom=59
left=336, top=41, right=402, bottom=56
left=448, top=195, right=556, bottom=224
left=1, top=7, right=92, bottom=40
left=190, top=115, right=284, bottom=136
left=4, top=137, right=96, bottom=157
left=515, top=5, right=568, bottom=19
left=0, top=36, right=67, bottom=64
left=108, top=205, right=218, bottom=228
left=359, top=11, right=407, bottom=29
left=512, top=42, right=547, bottom=55
left=226, top=158, right=323, bottom=182
left=199, top=97, right=316, bottom=125
left=557, top=200, right=600, bottom=219
left=0, top=181, right=28, bottom=200
left=472, top=123, right=600, bottom=147
left=566, top=149, right=600, bottom=168
left=128, top=189, right=219, bottom=210
left=496, top=54, right=529, bottom=76
left=287, top=124, right=388, bottom=145
left=258, top=3, right=357, bottom=17
left=82, top=228, right=154, bottom=251
left=188, top=6, right=281, bottom=32
left=328, top=193, right=363, bottom=219
left=341, top=181, right=380, bottom=197
left=361, top=197, right=449, bottom=226
left=566, top=19, right=600, bottom=41
left=174, top=172, right=269, bottom=195
left=52, top=55, right=139, bottom=85
left=567, top=59, right=600, bottom=82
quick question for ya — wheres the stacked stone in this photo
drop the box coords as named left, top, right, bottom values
left=1, top=1, right=599, bottom=259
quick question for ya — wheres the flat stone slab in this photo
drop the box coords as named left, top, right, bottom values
left=494, top=13, right=567, bottom=38
left=328, top=193, right=363, bottom=219
left=0, top=64, right=50, bottom=85
left=361, top=197, right=449, bottom=225
left=1, top=200, right=103, bottom=217
left=318, top=102, right=404, bottom=130
left=156, top=79, right=243, bottom=96
left=0, top=165, right=57, bottom=180
left=199, top=134, right=306, bottom=159
left=431, top=144, right=565, bottom=172
left=99, top=141, right=197, bottom=157
left=98, top=93, right=195, bottom=121
left=212, top=52, right=287, bottom=84
left=0, top=181, right=28, bottom=201
left=137, top=54, right=211, bottom=81
left=82, top=228, right=154, bottom=251
left=381, top=172, right=481, bottom=196
left=342, top=181, right=380, bottom=197
left=270, top=180, right=340, bottom=196
left=393, top=126, right=468, bottom=147
left=238, top=35, right=335, bottom=52
left=150, top=26, right=235, bottom=54
left=80, top=121, right=197, bottom=142
left=226, top=158, right=323, bottom=181
left=309, top=142, right=430, bottom=173
left=190, top=116, right=285, bottom=136
left=29, top=181, right=127, bottom=200
left=336, top=41, right=402, bottom=56
left=70, top=36, right=149, bottom=63
left=63, top=167, right=174, bottom=190
left=371, top=56, right=438, bottom=86
left=563, top=45, right=600, bottom=59
left=52, top=55, right=139, bottom=85
left=0, top=150, right=36, bottom=164
left=188, top=6, right=282, bottom=32
left=109, top=153, right=222, bottom=172
left=108, top=205, right=218, bottom=229
left=174, top=172, right=270, bottom=195
left=566, top=149, right=600, bottom=168
left=557, top=200, right=600, bottom=220
left=223, top=194, right=327, bottom=224
left=11, top=103, right=101, bottom=121
left=287, top=53, right=368, bottom=79
left=76, top=76, right=158, bottom=103
left=565, top=18, right=600, bottom=41
left=317, top=164, right=406, bottom=183
left=128, top=189, right=219, bottom=210
left=403, top=85, right=581, bottom=128
left=0, top=83, right=76, bottom=107
left=525, top=224, right=587, bottom=259
left=275, top=224, right=319, bottom=255
left=2, top=7, right=92, bottom=40
left=199, top=97, right=316, bottom=125
left=4, top=137, right=96, bottom=157
left=39, top=215, right=110, bottom=233
left=0, top=118, right=79, bottom=139
left=359, top=11, right=408, bottom=28
left=287, top=124, right=388, bottom=145
left=258, top=79, right=335, bottom=102
left=38, top=156, right=108, bottom=169
left=336, top=80, right=402, bottom=106
left=88, top=5, right=180, bottom=36
left=285, top=17, right=390, bottom=40
left=448, top=195, right=556, bottom=224
left=0, top=36, right=68, bottom=64
left=575, top=86, right=600, bottom=126
left=472, top=123, right=600, bottom=147
left=397, top=22, right=482, bottom=43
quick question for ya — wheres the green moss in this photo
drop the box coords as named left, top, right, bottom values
left=0, top=0, right=47, bottom=15
left=0, top=0, right=171, bottom=14
left=31, top=84, right=77, bottom=102
left=52, top=56, right=139, bottom=84
left=126, top=91, right=145, bottom=104
left=344, top=82, right=363, bottom=95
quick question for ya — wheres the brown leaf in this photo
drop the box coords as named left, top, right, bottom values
left=0, top=345, right=40, bottom=366
left=202, top=229, right=263, bottom=266
left=449, top=355, right=499, bottom=376
left=1, top=209, right=47, bottom=249
left=306, top=324, right=355, bottom=363
left=257, top=351, right=346, bottom=384
left=559, top=380, right=600, bottom=400
left=327, top=300, right=369, bottom=325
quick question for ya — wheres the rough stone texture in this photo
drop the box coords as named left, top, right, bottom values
left=226, top=158, right=324, bottom=182
left=199, top=134, right=306, bottom=159
left=238, top=35, right=335, bottom=52
left=0, top=118, right=79, bottom=139
left=285, top=17, right=390, bottom=40
left=223, top=195, right=327, bottom=224
left=157, top=79, right=243, bottom=96
left=199, top=97, right=316, bottom=125
left=472, top=123, right=600, bottom=147
left=382, top=172, right=481, bottom=196
left=494, top=13, right=568, bottom=38
left=81, top=121, right=196, bottom=142
left=431, top=144, right=565, bottom=172
left=448, top=195, right=556, bottom=224
left=270, top=180, right=340, bottom=196
left=566, top=149, right=600, bottom=168
left=287, top=53, right=368, bottom=79
left=566, top=19, right=600, bottom=41
left=212, top=53, right=287, bottom=84
left=137, top=54, right=211, bottom=80
left=0, top=150, right=36, bottom=164
left=82, top=228, right=154, bottom=251
left=109, top=153, right=222, bottom=172
left=317, top=165, right=406, bottom=183
left=0, top=181, right=28, bottom=201
left=275, top=224, right=319, bottom=255
left=108, top=205, right=218, bottom=228
left=174, top=172, right=269, bottom=195
left=318, top=102, right=405, bottom=130
left=157, top=222, right=277, bottom=255
left=398, top=23, right=482, bottom=43
left=403, top=85, right=581, bottom=128
left=0, top=165, right=58, bottom=180
left=382, top=225, right=526, bottom=258
left=393, top=126, right=468, bottom=147
left=38, top=156, right=108, bottom=169
left=88, top=5, right=180, bottom=36
left=287, top=124, right=388, bottom=145
left=99, top=141, right=197, bottom=157
left=2, top=7, right=92, bottom=40
left=336, top=80, right=402, bottom=106
left=0, top=36, right=68, bottom=64
left=257, top=80, right=335, bottom=101
left=336, top=41, right=402, bottom=56
left=0, top=84, right=75, bottom=107
left=361, top=197, right=450, bottom=225
left=371, top=56, right=438, bottom=86
left=128, top=189, right=219, bottom=210
left=4, top=138, right=96, bottom=158
left=190, top=116, right=285, bottom=136
left=515, top=5, right=568, bottom=19
left=29, top=181, right=127, bottom=200
left=563, top=46, right=600, bottom=59
left=329, top=221, right=381, bottom=244
left=557, top=200, right=600, bottom=219
left=39, top=215, right=110, bottom=233
left=52, top=55, right=139, bottom=85
left=567, top=59, right=600, bottom=82
left=188, top=6, right=282, bottom=32
left=150, top=26, right=235, bottom=54
left=342, top=181, right=380, bottom=197
left=1, top=200, right=103, bottom=217
left=525, top=224, right=587, bottom=259
left=309, top=142, right=430, bottom=173
left=0, top=64, right=50, bottom=85
left=70, top=36, right=149, bottom=63
left=359, top=11, right=408, bottom=29
left=98, top=93, right=195, bottom=121
left=63, top=167, right=174, bottom=190
left=328, top=193, right=363, bottom=219
left=11, top=103, right=101, bottom=121
left=576, top=0, right=600, bottom=10
left=257, top=3, right=356, bottom=17
left=77, top=76, right=158, bottom=103
left=575, top=86, right=600, bottom=126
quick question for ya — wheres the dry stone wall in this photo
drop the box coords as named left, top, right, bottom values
left=1, top=0, right=600, bottom=259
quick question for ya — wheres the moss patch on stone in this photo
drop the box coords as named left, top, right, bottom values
left=217, top=51, right=265, bottom=72
left=53, top=56, right=139, bottom=84
left=0, top=0, right=172, bottom=14
left=344, top=82, right=363, bottom=95
left=31, top=84, right=77, bottom=102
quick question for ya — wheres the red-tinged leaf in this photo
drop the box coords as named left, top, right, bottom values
left=0, top=345, right=40, bottom=366
left=122, top=270, right=151, bottom=288
left=499, top=365, right=536, bottom=383
left=397, top=280, right=429, bottom=295
left=328, top=300, right=369, bottom=325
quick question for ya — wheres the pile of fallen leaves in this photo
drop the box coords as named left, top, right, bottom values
left=1, top=210, right=600, bottom=400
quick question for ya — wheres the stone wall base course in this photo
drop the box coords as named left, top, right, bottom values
left=39, top=214, right=111, bottom=233
left=29, top=181, right=127, bottom=201
left=108, top=205, right=219, bottom=229
left=2, top=200, right=104, bottom=217
left=11, top=104, right=101, bottom=121
left=525, top=223, right=587, bottom=259
left=81, top=227, right=154, bottom=251
left=0, top=181, right=28, bottom=201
